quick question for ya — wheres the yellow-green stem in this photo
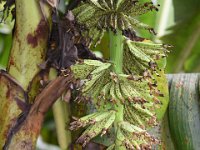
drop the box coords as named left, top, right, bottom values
left=109, top=30, right=124, bottom=74
left=109, top=30, right=125, bottom=150
left=0, top=0, right=51, bottom=147
left=50, top=69, right=71, bottom=150
left=7, top=0, right=51, bottom=90
left=53, top=100, right=71, bottom=150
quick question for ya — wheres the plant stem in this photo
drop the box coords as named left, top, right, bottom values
left=7, top=0, right=51, bottom=90
left=53, top=100, right=71, bottom=150
left=50, top=69, right=71, bottom=150
left=0, top=0, right=51, bottom=147
left=109, top=30, right=125, bottom=150
left=109, top=30, right=124, bottom=74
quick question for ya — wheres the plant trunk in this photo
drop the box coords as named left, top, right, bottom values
left=0, top=0, right=59, bottom=149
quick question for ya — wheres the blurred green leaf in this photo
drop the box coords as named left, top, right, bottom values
left=92, top=32, right=110, bottom=59
left=139, top=0, right=174, bottom=40
left=173, top=0, right=200, bottom=22
left=162, top=13, right=200, bottom=73
left=138, top=0, right=158, bottom=39
left=0, top=4, right=14, bottom=68
left=161, top=0, right=200, bottom=73
left=0, top=33, right=12, bottom=67
left=0, top=35, right=4, bottom=53
left=138, top=11, right=157, bottom=39
left=0, top=24, right=12, bottom=34
left=41, top=109, right=58, bottom=145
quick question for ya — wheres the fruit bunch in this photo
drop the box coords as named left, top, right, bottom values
left=69, top=0, right=170, bottom=149
left=72, top=0, right=159, bottom=46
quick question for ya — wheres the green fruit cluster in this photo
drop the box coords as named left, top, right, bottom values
left=70, top=110, right=116, bottom=147
left=70, top=59, right=164, bottom=149
left=123, top=39, right=169, bottom=75
left=72, top=0, right=159, bottom=46
left=70, top=0, right=170, bottom=149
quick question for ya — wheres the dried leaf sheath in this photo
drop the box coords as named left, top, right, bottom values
left=4, top=74, right=73, bottom=149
